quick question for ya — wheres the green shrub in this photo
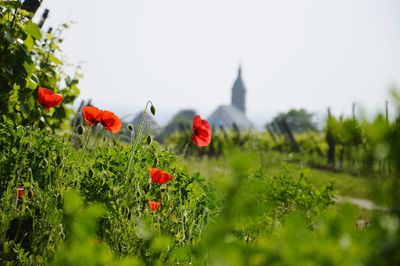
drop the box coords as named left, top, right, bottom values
left=0, top=2, right=80, bottom=130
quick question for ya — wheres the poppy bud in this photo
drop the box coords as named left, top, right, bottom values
left=27, top=189, right=34, bottom=199
left=89, top=168, right=94, bottom=178
left=127, top=123, right=134, bottom=132
left=30, top=108, right=40, bottom=120
left=42, top=159, right=48, bottom=168
left=71, top=134, right=82, bottom=149
left=56, top=155, right=62, bottom=165
left=146, top=135, right=152, bottom=145
left=76, top=125, right=85, bottom=135
left=21, top=142, right=30, bottom=150
left=150, top=104, right=156, bottom=116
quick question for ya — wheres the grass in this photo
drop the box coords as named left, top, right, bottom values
left=185, top=151, right=393, bottom=207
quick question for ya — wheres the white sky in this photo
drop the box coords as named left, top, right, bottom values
left=36, top=0, right=400, bottom=126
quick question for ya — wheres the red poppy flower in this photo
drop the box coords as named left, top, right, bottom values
left=82, top=106, right=122, bottom=133
left=148, top=200, right=160, bottom=211
left=192, top=114, right=211, bottom=147
left=38, top=87, right=63, bottom=111
left=149, top=168, right=173, bottom=185
left=16, top=185, right=25, bottom=200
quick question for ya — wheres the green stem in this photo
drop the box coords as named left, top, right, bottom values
left=182, top=141, right=190, bottom=159
left=125, top=101, right=153, bottom=178
left=83, top=124, right=96, bottom=150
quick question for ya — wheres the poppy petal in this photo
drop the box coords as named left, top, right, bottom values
left=101, top=110, right=122, bottom=133
left=148, top=200, right=160, bottom=211
left=82, top=106, right=102, bottom=126
left=192, top=115, right=202, bottom=130
left=192, top=114, right=212, bottom=147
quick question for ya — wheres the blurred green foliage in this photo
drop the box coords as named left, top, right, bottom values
left=157, top=109, right=196, bottom=142
left=271, top=108, right=317, bottom=133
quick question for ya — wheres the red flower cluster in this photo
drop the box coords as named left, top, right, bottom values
left=192, top=114, right=211, bottom=147
left=148, top=168, right=174, bottom=211
left=148, top=200, right=160, bottom=211
left=149, top=168, right=173, bottom=185
left=82, top=106, right=122, bottom=133
left=38, top=87, right=63, bottom=111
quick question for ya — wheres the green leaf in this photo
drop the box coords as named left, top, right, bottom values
left=25, top=77, right=38, bottom=89
left=48, top=54, right=62, bottom=65
left=50, top=43, right=61, bottom=51
left=24, top=20, right=42, bottom=40
left=19, top=9, right=34, bottom=18
left=24, top=35, right=35, bottom=51
left=23, top=61, right=34, bottom=76
left=8, top=89, right=19, bottom=112
left=31, top=73, right=39, bottom=83
left=0, top=0, right=21, bottom=8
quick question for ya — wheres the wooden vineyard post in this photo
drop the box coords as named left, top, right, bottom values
left=274, top=118, right=300, bottom=152
left=326, top=107, right=336, bottom=168
left=21, top=0, right=43, bottom=15
left=280, top=118, right=300, bottom=152
left=385, top=100, right=389, bottom=124
left=266, top=124, right=278, bottom=144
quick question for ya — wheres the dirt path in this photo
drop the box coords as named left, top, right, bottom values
left=334, top=195, right=388, bottom=211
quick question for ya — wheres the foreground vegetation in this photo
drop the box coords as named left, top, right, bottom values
left=1, top=123, right=400, bottom=265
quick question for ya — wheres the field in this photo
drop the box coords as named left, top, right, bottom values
left=1, top=2, right=400, bottom=265
left=1, top=122, right=399, bottom=265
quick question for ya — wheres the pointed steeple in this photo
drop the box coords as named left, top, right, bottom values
left=231, top=64, right=246, bottom=113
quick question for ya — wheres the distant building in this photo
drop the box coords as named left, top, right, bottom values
left=207, top=65, right=253, bottom=130
left=231, top=65, right=246, bottom=113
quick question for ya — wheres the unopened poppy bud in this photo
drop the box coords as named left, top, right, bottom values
left=56, top=155, right=62, bottom=165
left=160, top=184, right=167, bottom=192
left=30, top=108, right=40, bottom=120
left=127, top=123, right=134, bottom=132
left=76, top=125, right=84, bottom=135
left=146, top=135, right=152, bottom=145
left=71, top=135, right=82, bottom=149
left=28, top=189, right=34, bottom=199
left=22, top=142, right=30, bottom=150
left=150, top=105, right=156, bottom=116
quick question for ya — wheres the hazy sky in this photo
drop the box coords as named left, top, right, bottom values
left=36, top=0, right=400, bottom=126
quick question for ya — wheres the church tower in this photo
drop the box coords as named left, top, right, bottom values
left=231, top=64, right=246, bottom=113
